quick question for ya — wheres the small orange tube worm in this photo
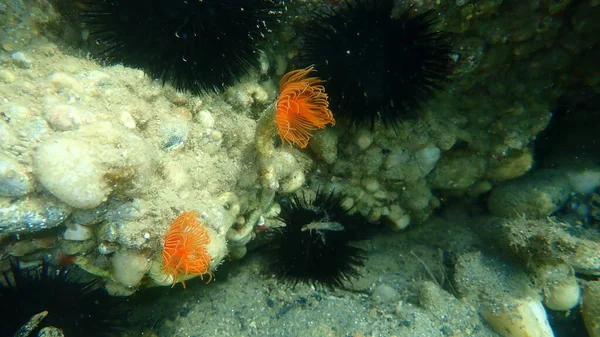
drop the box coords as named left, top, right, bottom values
left=162, top=210, right=212, bottom=288
left=276, top=66, right=335, bottom=148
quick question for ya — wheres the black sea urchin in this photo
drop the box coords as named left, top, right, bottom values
left=299, top=0, right=453, bottom=128
left=272, top=190, right=368, bottom=288
left=0, top=259, right=126, bottom=337
left=81, top=0, right=284, bottom=93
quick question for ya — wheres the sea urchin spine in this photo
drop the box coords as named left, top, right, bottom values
left=299, top=0, right=453, bottom=128
left=272, top=190, right=368, bottom=288
left=81, top=0, right=285, bottom=93
left=0, top=259, right=126, bottom=337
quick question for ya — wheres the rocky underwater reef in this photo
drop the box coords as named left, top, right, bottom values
left=0, top=0, right=599, bottom=336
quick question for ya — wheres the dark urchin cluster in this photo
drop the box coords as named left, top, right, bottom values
left=272, top=190, right=369, bottom=288
left=81, top=0, right=284, bottom=93
left=299, top=0, right=453, bottom=129
left=0, top=259, right=127, bottom=337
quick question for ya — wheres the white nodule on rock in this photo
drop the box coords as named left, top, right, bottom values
left=265, top=202, right=281, bottom=218
left=196, top=110, right=215, bottom=129
left=383, top=149, right=422, bottom=182
left=362, top=177, right=380, bottom=193
left=47, top=72, right=83, bottom=94
left=280, top=170, right=305, bottom=194
left=226, top=222, right=254, bottom=246
left=0, top=154, right=32, bottom=197
left=467, top=180, right=493, bottom=197
left=112, top=250, right=151, bottom=288
left=105, top=280, right=137, bottom=297
left=0, top=69, right=17, bottom=83
left=567, top=169, right=600, bottom=195
left=415, top=145, right=441, bottom=176
left=275, top=55, right=287, bottom=76
left=206, top=227, right=227, bottom=271
left=11, top=51, right=31, bottom=68
left=544, top=281, right=581, bottom=312
left=308, top=130, right=339, bottom=164
left=258, top=51, right=269, bottom=74
left=482, top=297, right=555, bottom=337
left=227, top=82, right=269, bottom=107
left=63, top=223, right=94, bottom=241
left=43, top=103, right=97, bottom=131
left=354, top=129, right=373, bottom=151
left=0, top=123, right=18, bottom=149
left=119, top=110, right=137, bottom=129
left=485, top=149, right=533, bottom=181
left=5, top=104, right=33, bottom=120
left=366, top=206, right=383, bottom=223
left=538, top=263, right=580, bottom=311
left=85, top=70, right=112, bottom=87
left=148, top=259, right=174, bottom=286
left=429, top=151, right=487, bottom=190
left=152, top=116, right=190, bottom=152
left=372, top=284, right=400, bottom=304
left=98, top=242, right=118, bottom=255
left=385, top=149, right=411, bottom=170
left=341, top=197, right=355, bottom=210
left=161, top=161, right=191, bottom=191
left=33, top=137, right=110, bottom=209
left=387, top=204, right=411, bottom=231
left=228, top=245, right=247, bottom=261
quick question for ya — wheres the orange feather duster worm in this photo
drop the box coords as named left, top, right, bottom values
left=276, top=66, right=335, bottom=148
left=162, top=210, right=212, bottom=288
